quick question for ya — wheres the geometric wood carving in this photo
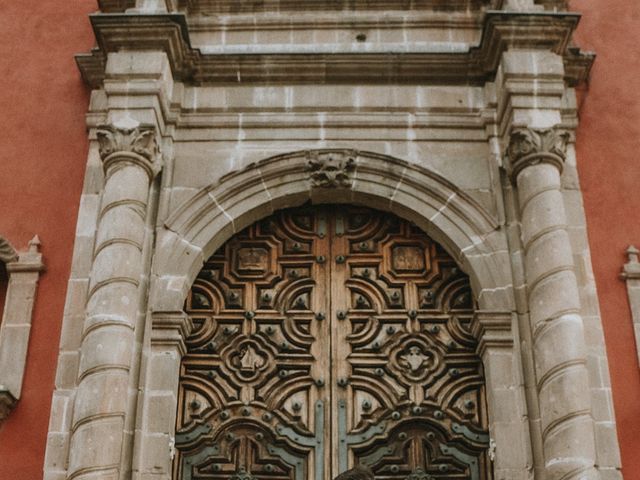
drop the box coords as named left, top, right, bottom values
left=176, top=206, right=490, bottom=480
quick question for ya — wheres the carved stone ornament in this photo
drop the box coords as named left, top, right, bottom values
left=506, top=127, right=571, bottom=180
left=0, top=236, right=18, bottom=264
left=306, top=150, right=356, bottom=188
left=96, top=124, right=159, bottom=162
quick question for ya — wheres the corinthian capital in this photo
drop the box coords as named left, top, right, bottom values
left=96, top=124, right=159, bottom=162
left=506, top=127, right=570, bottom=181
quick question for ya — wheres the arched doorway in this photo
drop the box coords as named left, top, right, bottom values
left=174, top=205, right=491, bottom=480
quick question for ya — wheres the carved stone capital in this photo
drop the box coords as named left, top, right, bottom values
left=96, top=124, right=160, bottom=177
left=306, top=150, right=356, bottom=188
left=151, top=311, right=194, bottom=356
left=506, top=127, right=570, bottom=181
left=0, top=236, right=18, bottom=264
left=471, top=311, right=513, bottom=358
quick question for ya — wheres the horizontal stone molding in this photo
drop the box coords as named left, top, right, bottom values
left=77, top=11, right=593, bottom=87
left=98, top=0, right=503, bottom=14
left=472, top=311, right=514, bottom=357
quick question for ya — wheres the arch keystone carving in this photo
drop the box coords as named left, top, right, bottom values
left=305, top=149, right=357, bottom=188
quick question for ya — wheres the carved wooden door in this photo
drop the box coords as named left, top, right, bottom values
left=175, top=206, right=491, bottom=480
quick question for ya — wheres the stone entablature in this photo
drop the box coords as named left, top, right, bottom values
left=77, top=10, right=592, bottom=87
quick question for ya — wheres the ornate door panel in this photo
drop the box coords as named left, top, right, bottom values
left=175, top=206, right=490, bottom=480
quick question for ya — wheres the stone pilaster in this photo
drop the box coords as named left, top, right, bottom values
left=507, top=126, right=599, bottom=480
left=0, top=236, right=45, bottom=422
left=66, top=123, right=160, bottom=480
left=133, top=312, right=192, bottom=479
left=473, top=311, right=533, bottom=480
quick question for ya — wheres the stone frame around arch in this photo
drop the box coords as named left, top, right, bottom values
left=134, top=149, right=531, bottom=480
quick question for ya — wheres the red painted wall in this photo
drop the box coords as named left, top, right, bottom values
left=572, top=1, right=640, bottom=477
left=0, top=1, right=96, bottom=477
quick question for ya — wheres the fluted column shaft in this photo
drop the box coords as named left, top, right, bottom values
left=509, top=128, right=599, bottom=480
left=67, top=125, right=159, bottom=480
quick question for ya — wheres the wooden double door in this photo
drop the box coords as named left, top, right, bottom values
left=175, top=206, right=490, bottom=480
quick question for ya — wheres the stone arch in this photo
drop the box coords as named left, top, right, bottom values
left=152, top=149, right=513, bottom=313
left=142, top=150, right=530, bottom=480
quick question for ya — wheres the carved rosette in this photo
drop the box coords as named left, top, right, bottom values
left=506, top=127, right=570, bottom=181
left=96, top=124, right=159, bottom=178
left=306, top=150, right=356, bottom=188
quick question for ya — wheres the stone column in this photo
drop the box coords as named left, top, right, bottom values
left=67, top=124, right=159, bottom=480
left=507, top=127, right=599, bottom=480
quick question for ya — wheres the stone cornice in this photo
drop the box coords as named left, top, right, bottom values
left=506, top=126, right=570, bottom=180
left=98, top=0, right=503, bottom=13
left=98, top=0, right=135, bottom=12
left=76, top=11, right=593, bottom=87
left=179, top=0, right=500, bottom=14
left=5, top=236, right=45, bottom=274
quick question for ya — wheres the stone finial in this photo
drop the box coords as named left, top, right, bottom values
left=306, top=150, right=356, bottom=188
left=506, top=127, right=570, bottom=180
left=96, top=124, right=159, bottom=162
left=0, top=236, right=18, bottom=264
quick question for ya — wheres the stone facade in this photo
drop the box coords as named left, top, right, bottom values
left=44, top=1, right=622, bottom=479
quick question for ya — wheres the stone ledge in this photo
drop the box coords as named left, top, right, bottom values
left=76, top=11, right=593, bottom=87
left=99, top=0, right=503, bottom=14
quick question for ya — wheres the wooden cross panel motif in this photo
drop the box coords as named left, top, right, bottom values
left=175, top=206, right=491, bottom=480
